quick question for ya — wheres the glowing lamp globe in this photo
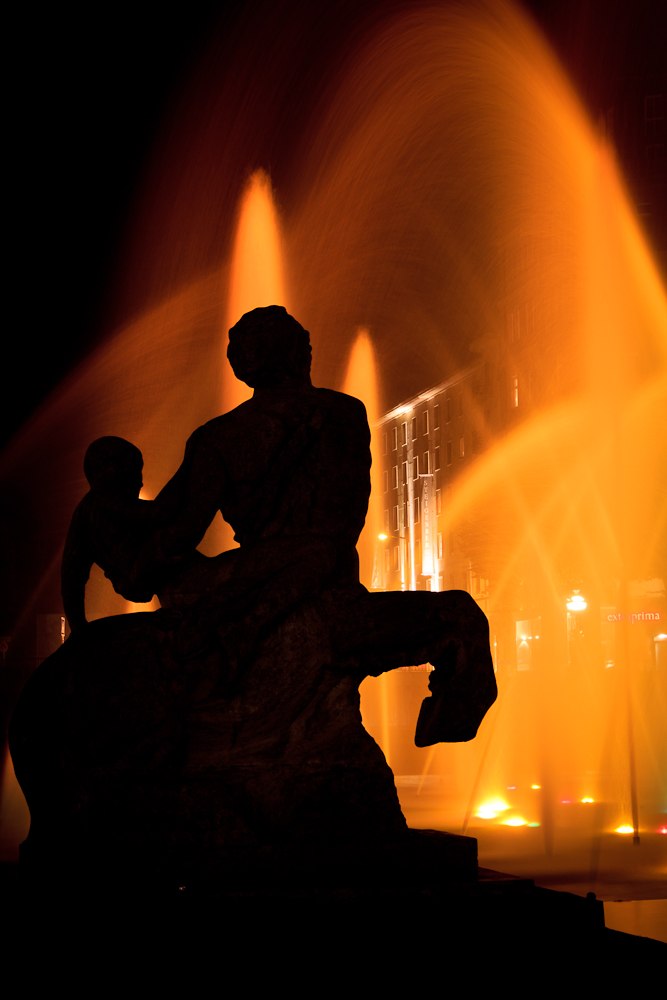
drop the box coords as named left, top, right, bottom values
left=567, top=592, right=587, bottom=611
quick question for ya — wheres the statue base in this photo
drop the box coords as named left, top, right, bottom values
left=18, top=828, right=478, bottom=895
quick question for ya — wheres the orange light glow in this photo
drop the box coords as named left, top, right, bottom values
left=208, top=169, right=290, bottom=557
left=341, top=329, right=382, bottom=589
left=224, top=169, right=289, bottom=412
left=616, top=826, right=635, bottom=834
left=503, top=817, right=527, bottom=827
left=476, top=798, right=510, bottom=819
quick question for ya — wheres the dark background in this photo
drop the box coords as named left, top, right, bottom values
left=5, top=0, right=665, bottom=452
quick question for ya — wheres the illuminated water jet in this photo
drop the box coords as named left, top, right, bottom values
left=340, top=328, right=381, bottom=588
left=224, top=169, right=289, bottom=412
left=204, top=169, right=290, bottom=555
left=340, top=329, right=394, bottom=762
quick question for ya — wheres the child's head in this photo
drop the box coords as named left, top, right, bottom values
left=84, top=437, right=143, bottom=495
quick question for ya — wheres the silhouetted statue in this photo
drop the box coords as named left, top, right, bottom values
left=10, top=306, right=496, bottom=893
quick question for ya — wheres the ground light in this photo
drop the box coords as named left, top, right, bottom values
left=476, top=798, right=510, bottom=819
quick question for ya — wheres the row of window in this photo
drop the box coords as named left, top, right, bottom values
left=384, top=531, right=454, bottom=572
left=383, top=397, right=468, bottom=454
left=384, top=439, right=467, bottom=492
left=384, top=489, right=444, bottom=531
left=385, top=500, right=455, bottom=540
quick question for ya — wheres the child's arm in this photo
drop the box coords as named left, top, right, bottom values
left=61, top=503, right=94, bottom=633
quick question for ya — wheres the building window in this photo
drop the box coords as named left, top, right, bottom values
left=446, top=441, right=452, bottom=466
left=383, top=470, right=388, bottom=493
left=433, top=404, right=440, bottom=429
left=392, top=505, right=399, bottom=530
left=401, top=421, right=408, bottom=447
left=384, top=549, right=390, bottom=573
left=436, top=489, right=442, bottom=515
left=423, top=411, right=429, bottom=435
left=382, top=431, right=387, bottom=456
left=393, top=546, right=400, bottom=572
left=511, top=376, right=519, bottom=407
left=457, top=394, right=463, bottom=417
left=414, top=538, right=421, bottom=566
left=383, top=509, right=390, bottom=532
left=392, top=427, right=398, bottom=451
left=647, top=144, right=665, bottom=173
left=402, top=461, right=408, bottom=485
left=422, top=451, right=430, bottom=474
left=413, top=455, right=419, bottom=480
left=459, top=436, right=465, bottom=459
left=645, top=94, right=664, bottom=142
left=414, top=496, right=421, bottom=523
left=434, top=446, right=440, bottom=471
left=437, top=532, right=443, bottom=558
left=446, top=396, right=452, bottom=423
left=411, top=416, right=417, bottom=440
left=392, top=466, right=399, bottom=489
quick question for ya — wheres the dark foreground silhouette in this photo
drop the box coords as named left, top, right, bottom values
left=10, top=306, right=496, bottom=890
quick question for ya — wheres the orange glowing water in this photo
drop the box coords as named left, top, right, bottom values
left=341, top=329, right=382, bottom=588
left=224, top=169, right=290, bottom=411
left=284, top=0, right=666, bottom=854
left=204, top=168, right=290, bottom=554
left=1, top=0, right=665, bottom=885
left=341, top=329, right=394, bottom=762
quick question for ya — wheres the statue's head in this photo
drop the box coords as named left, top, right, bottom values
left=84, top=436, right=143, bottom=494
left=227, top=306, right=312, bottom=388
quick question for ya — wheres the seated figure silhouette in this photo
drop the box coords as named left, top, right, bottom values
left=63, top=307, right=372, bottom=679
left=10, top=306, right=497, bottom=890
left=126, top=305, right=372, bottom=681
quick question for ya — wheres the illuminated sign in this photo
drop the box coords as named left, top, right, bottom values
left=606, top=611, right=662, bottom=623
left=421, top=474, right=434, bottom=576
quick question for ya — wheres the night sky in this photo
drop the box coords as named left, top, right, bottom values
left=5, top=0, right=664, bottom=451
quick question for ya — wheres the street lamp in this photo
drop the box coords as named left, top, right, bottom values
left=566, top=591, right=587, bottom=611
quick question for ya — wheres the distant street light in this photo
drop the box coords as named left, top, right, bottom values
left=567, top=591, right=587, bottom=611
